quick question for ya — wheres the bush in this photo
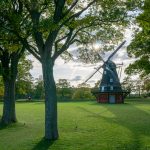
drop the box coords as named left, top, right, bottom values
left=72, top=88, right=95, bottom=100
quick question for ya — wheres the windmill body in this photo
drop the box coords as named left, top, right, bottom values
left=85, top=41, right=129, bottom=103
left=96, top=60, right=125, bottom=103
left=100, top=60, right=122, bottom=93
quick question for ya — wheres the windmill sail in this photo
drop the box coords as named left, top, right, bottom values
left=84, top=65, right=103, bottom=82
left=84, top=40, right=126, bottom=83
left=107, top=40, right=126, bottom=61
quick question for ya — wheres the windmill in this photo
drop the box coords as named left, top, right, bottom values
left=85, top=40, right=129, bottom=104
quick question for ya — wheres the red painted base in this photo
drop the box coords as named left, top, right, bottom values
left=95, top=93, right=124, bottom=104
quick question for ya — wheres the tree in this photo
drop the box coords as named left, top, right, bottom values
left=0, top=76, right=4, bottom=99
left=15, top=55, right=33, bottom=99
left=0, top=54, right=33, bottom=100
left=122, top=76, right=133, bottom=93
left=56, top=79, right=70, bottom=89
left=72, top=88, right=95, bottom=100
left=0, top=46, right=25, bottom=124
left=0, top=65, right=3, bottom=99
left=0, top=0, right=136, bottom=140
left=77, top=82, right=90, bottom=88
left=122, top=76, right=146, bottom=97
left=126, top=0, right=150, bottom=77
left=0, top=3, right=26, bottom=124
left=142, top=76, right=150, bottom=96
left=0, top=1, right=32, bottom=124
left=56, top=79, right=71, bottom=100
left=94, top=80, right=100, bottom=88
left=34, top=75, right=44, bottom=99
left=0, top=63, right=2, bottom=75
left=125, top=0, right=150, bottom=97
left=72, top=83, right=94, bottom=100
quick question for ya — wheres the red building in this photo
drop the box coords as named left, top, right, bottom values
left=92, top=90, right=129, bottom=104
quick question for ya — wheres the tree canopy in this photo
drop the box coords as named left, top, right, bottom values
left=0, top=0, right=137, bottom=63
left=16, top=55, right=33, bottom=98
left=126, top=0, right=150, bottom=77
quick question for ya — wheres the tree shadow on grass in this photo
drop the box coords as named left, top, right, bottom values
left=0, top=117, right=9, bottom=130
left=0, top=121, right=18, bottom=130
left=0, top=122, right=8, bottom=130
left=102, top=104, right=150, bottom=149
left=77, top=103, right=150, bottom=149
left=32, top=138, right=55, bottom=150
left=0, top=119, right=26, bottom=131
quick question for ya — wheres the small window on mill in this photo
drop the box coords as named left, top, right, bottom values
left=101, top=86, right=105, bottom=91
left=110, top=78, right=113, bottom=82
left=110, top=86, right=113, bottom=90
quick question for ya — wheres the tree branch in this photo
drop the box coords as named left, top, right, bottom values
left=59, top=0, right=97, bottom=28
left=54, top=34, right=69, bottom=54
left=63, top=0, right=79, bottom=17
left=26, top=43, right=41, bottom=62
left=44, top=0, right=67, bottom=55
left=46, top=0, right=96, bottom=56
left=70, top=39, right=83, bottom=45
left=52, top=28, right=74, bottom=60
left=53, top=0, right=65, bottom=23
left=30, top=11, right=44, bottom=53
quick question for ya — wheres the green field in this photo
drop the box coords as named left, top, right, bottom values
left=0, top=100, right=150, bottom=150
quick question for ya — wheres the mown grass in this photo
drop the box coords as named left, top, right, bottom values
left=0, top=99, right=150, bottom=150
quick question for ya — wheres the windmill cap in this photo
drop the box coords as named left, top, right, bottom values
left=105, top=60, right=116, bottom=68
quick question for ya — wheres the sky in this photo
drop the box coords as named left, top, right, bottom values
left=29, top=29, right=136, bottom=87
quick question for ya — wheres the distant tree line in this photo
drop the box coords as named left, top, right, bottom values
left=0, top=64, right=95, bottom=101
left=0, top=81, right=95, bottom=101
left=121, top=76, right=150, bottom=98
left=1, top=65, right=150, bottom=101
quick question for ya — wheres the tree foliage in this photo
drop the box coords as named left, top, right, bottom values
left=0, top=0, right=137, bottom=63
left=0, top=54, right=33, bottom=99
left=16, top=55, right=33, bottom=98
left=141, top=76, right=150, bottom=95
left=126, top=0, right=150, bottom=77
left=72, top=83, right=94, bottom=100
left=33, top=75, right=44, bottom=99
left=56, top=79, right=72, bottom=100
left=0, top=76, right=4, bottom=99
left=0, top=6, right=26, bottom=123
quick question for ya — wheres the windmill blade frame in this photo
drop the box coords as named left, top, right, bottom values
left=119, top=66, right=123, bottom=79
left=84, top=65, right=103, bottom=83
left=107, top=40, right=126, bottom=61
left=84, top=40, right=126, bottom=83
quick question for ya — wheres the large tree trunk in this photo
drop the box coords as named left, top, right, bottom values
left=1, top=53, right=18, bottom=124
left=1, top=78, right=17, bottom=124
left=42, top=59, right=58, bottom=140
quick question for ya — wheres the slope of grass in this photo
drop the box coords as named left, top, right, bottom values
left=0, top=100, right=150, bottom=150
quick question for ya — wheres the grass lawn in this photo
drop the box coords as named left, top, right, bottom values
left=0, top=99, right=150, bottom=150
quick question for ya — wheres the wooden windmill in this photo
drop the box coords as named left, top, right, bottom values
left=85, top=41, right=129, bottom=104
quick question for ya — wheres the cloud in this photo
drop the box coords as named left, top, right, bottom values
left=70, top=75, right=82, bottom=81
left=88, top=80, right=96, bottom=83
